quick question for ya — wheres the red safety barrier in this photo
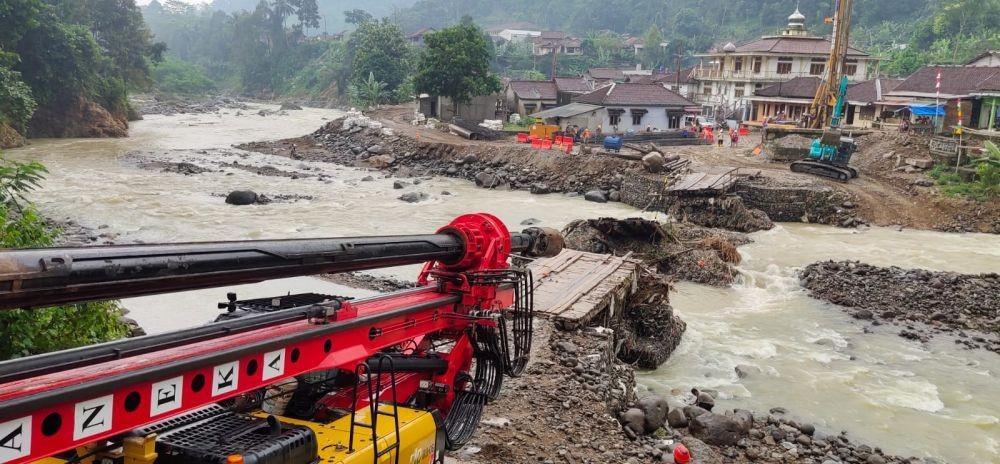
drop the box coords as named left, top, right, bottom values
left=517, top=133, right=529, bottom=143
left=541, top=140, right=553, bottom=150
left=531, top=139, right=542, bottom=148
left=564, top=142, right=573, bottom=154
left=738, top=126, right=749, bottom=136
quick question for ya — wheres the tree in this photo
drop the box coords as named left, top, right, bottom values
left=641, top=25, right=667, bottom=70
left=344, top=8, right=373, bottom=25
left=414, top=22, right=501, bottom=116
left=0, top=66, right=37, bottom=133
left=348, top=19, right=411, bottom=96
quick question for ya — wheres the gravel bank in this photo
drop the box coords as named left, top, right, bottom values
left=801, top=260, right=1000, bottom=353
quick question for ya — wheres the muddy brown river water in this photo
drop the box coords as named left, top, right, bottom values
left=6, top=104, right=999, bottom=463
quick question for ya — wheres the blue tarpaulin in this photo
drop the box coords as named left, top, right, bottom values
left=908, top=104, right=945, bottom=116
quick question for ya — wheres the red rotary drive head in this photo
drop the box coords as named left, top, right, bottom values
left=437, top=213, right=511, bottom=272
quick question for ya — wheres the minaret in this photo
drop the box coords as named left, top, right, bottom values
left=782, top=8, right=808, bottom=36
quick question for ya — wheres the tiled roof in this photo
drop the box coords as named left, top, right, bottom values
left=586, top=68, right=627, bottom=80
left=976, top=73, right=1000, bottom=92
left=720, top=36, right=868, bottom=56
left=554, top=77, right=592, bottom=93
left=966, top=50, right=1000, bottom=66
left=508, top=80, right=558, bottom=100
left=539, top=31, right=567, bottom=39
left=653, top=67, right=697, bottom=85
left=574, top=83, right=695, bottom=106
left=890, top=66, right=1000, bottom=96
left=846, top=78, right=904, bottom=103
left=407, top=27, right=434, bottom=38
left=754, top=76, right=821, bottom=99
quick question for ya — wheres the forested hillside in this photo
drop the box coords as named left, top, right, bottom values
left=208, top=0, right=416, bottom=33
left=0, top=0, right=163, bottom=147
left=393, top=0, right=999, bottom=75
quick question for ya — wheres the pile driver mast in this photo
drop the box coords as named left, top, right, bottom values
left=0, top=213, right=563, bottom=464
left=809, top=0, right=854, bottom=129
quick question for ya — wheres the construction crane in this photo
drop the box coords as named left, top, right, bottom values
left=0, top=213, right=563, bottom=464
left=808, top=0, right=854, bottom=130
left=791, top=0, right=859, bottom=181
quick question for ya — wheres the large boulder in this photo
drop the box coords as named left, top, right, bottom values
left=279, top=102, right=303, bottom=110
left=367, top=144, right=386, bottom=154
left=637, top=395, right=669, bottom=432
left=679, top=437, right=727, bottom=464
left=475, top=172, right=501, bottom=188
left=667, top=406, right=688, bottom=428
left=642, top=152, right=665, bottom=173
left=584, top=190, right=608, bottom=203
left=368, top=154, right=395, bottom=169
left=393, top=180, right=407, bottom=189
left=688, top=412, right=746, bottom=446
left=620, top=408, right=646, bottom=435
left=225, top=190, right=258, bottom=205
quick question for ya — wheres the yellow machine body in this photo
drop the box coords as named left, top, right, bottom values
left=32, top=406, right=440, bottom=464
left=262, top=407, right=440, bottom=464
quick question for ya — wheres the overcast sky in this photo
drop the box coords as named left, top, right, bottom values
left=136, top=0, right=213, bottom=5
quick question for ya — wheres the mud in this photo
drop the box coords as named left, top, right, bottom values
left=801, top=260, right=1000, bottom=353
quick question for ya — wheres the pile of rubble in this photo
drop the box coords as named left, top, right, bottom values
left=296, top=117, right=635, bottom=198
left=801, top=260, right=1000, bottom=353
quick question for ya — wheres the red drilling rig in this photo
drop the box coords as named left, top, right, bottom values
left=0, top=213, right=563, bottom=464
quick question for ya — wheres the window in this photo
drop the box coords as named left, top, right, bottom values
left=703, top=84, right=712, bottom=95
left=752, top=57, right=762, bottom=73
left=630, top=109, right=647, bottom=125
left=777, top=57, right=793, bottom=74
left=733, top=57, right=743, bottom=73
left=843, top=59, right=858, bottom=76
left=809, top=58, right=826, bottom=76
left=734, top=87, right=745, bottom=98
left=608, top=109, right=624, bottom=126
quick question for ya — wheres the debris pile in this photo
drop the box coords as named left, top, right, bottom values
left=615, top=275, right=686, bottom=368
left=801, top=260, right=1000, bottom=353
left=667, top=195, right=775, bottom=233
left=561, top=217, right=747, bottom=287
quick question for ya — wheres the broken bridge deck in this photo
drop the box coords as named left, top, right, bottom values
left=527, top=249, right=641, bottom=330
left=666, top=170, right=738, bottom=196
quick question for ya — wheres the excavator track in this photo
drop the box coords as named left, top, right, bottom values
left=790, top=160, right=854, bottom=182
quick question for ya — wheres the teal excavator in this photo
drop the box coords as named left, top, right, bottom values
left=790, top=75, right=859, bottom=181
left=790, top=0, right=859, bottom=182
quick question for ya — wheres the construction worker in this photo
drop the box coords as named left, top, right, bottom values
left=582, top=128, right=591, bottom=146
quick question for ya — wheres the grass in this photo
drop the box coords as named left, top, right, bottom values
left=926, top=164, right=997, bottom=201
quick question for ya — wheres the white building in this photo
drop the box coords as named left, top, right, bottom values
left=497, top=29, right=541, bottom=43
left=691, top=8, right=880, bottom=119
left=569, top=83, right=698, bottom=132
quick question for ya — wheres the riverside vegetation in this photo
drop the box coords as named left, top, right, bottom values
left=0, top=153, right=128, bottom=359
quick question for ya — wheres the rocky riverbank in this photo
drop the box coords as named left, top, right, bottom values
left=132, top=94, right=251, bottom=116
left=801, top=260, right=1000, bottom=353
left=459, top=316, right=922, bottom=464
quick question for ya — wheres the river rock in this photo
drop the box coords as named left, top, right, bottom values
left=688, top=413, right=745, bottom=446
left=584, top=190, right=608, bottom=203
left=530, top=183, right=551, bottom=194
left=735, top=364, right=761, bottom=379
left=225, top=190, right=258, bottom=205
left=667, top=407, right=688, bottom=428
left=279, top=102, right=303, bottom=110
left=682, top=405, right=709, bottom=420
left=608, top=190, right=621, bottom=202
left=621, top=408, right=646, bottom=435
left=361, top=175, right=374, bottom=181
left=642, top=152, right=665, bottom=173
left=679, top=437, right=726, bottom=464
left=475, top=172, right=500, bottom=188
left=398, top=192, right=429, bottom=203
left=521, top=218, right=541, bottom=226
left=393, top=180, right=407, bottom=189
left=727, top=409, right=753, bottom=433
left=637, top=395, right=669, bottom=432
left=368, top=154, right=395, bottom=169
left=367, top=144, right=386, bottom=155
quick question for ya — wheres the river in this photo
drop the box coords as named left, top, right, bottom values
left=6, top=105, right=998, bottom=463
left=642, top=224, right=1000, bottom=463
